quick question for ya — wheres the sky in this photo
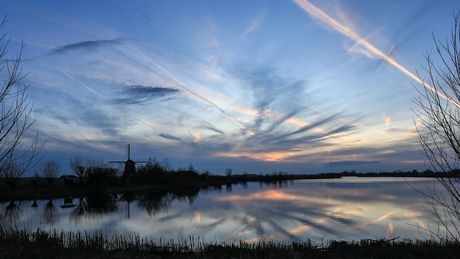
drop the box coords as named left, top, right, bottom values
left=2, top=0, right=460, bottom=176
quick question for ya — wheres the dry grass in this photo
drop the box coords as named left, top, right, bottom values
left=0, top=227, right=459, bottom=258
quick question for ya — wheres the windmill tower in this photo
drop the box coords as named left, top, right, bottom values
left=109, top=144, right=147, bottom=179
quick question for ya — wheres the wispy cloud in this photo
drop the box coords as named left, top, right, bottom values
left=292, top=0, right=460, bottom=108
left=382, top=112, right=391, bottom=128
left=296, top=103, right=398, bottom=141
left=159, top=134, right=183, bottom=142
left=113, top=85, right=179, bottom=105
left=50, top=38, right=126, bottom=55
left=194, top=129, right=201, bottom=143
left=239, top=7, right=268, bottom=40
left=131, top=47, right=254, bottom=134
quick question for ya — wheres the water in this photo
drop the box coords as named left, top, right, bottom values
left=0, top=177, right=442, bottom=242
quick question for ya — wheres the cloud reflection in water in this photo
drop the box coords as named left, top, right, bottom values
left=0, top=178, right=436, bottom=242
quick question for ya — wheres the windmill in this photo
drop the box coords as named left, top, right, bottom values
left=109, top=144, right=147, bottom=179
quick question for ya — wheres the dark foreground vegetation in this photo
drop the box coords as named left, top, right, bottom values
left=0, top=227, right=458, bottom=259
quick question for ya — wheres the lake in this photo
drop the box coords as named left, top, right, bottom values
left=0, top=177, right=442, bottom=243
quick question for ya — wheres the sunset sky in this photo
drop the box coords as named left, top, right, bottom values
left=2, top=0, right=460, bottom=175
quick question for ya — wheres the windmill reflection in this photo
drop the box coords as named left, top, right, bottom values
left=119, top=193, right=135, bottom=219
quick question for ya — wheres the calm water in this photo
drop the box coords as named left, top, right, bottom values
left=0, top=177, right=442, bottom=242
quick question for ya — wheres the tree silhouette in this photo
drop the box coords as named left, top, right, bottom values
left=41, top=159, right=60, bottom=186
left=413, top=11, right=460, bottom=242
left=0, top=16, right=43, bottom=186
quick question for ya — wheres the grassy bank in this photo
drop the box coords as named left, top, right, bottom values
left=0, top=227, right=459, bottom=258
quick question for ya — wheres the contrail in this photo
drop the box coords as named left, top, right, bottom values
left=365, top=45, right=395, bottom=91
left=131, top=47, right=255, bottom=135
left=292, top=0, right=460, bottom=108
left=58, top=69, right=108, bottom=100
left=137, top=119, right=158, bottom=132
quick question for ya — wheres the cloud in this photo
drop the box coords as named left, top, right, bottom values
left=159, top=134, right=183, bottom=141
left=292, top=0, right=460, bottom=108
left=113, top=85, right=179, bottom=105
left=132, top=47, right=251, bottom=133
left=239, top=7, right=268, bottom=40
left=50, top=38, right=126, bottom=55
left=229, top=66, right=307, bottom=132
left=194, top=129, right=201, bottom=143
left=324, top=161, right=380, bottom=167
left=382, top=112, right=391, bottom=128
left=35, top=94, right=122, bottom=136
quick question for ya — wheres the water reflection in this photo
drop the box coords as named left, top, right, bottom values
left=2, top=201, right=22, bottom=227
left=42, top=199, right=59, bottom=226
left=70, top=192, right=119, bottom=223
left=0, top=178, right=442, bottom=242
left=136, top=187, right=201, bottom=217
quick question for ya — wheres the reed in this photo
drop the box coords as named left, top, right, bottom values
left=1, top=227, right=459, bottom=258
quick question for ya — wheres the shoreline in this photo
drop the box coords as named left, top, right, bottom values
left=0, top=174, right=437, bottom=201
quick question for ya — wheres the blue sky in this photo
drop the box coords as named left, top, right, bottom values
left=2, top=0, right=460, bottom=175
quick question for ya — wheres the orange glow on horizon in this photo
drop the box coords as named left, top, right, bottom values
left=217, top=190, right=298, bottom=202
left=399, top=160, right=425, bottom=164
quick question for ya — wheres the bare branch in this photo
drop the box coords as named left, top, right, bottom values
left=0, top=17, right=44, bottom=186
left=413, top=11, right=460, bottom=242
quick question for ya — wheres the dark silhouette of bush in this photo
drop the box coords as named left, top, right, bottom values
left=135, top=156, right=169, bottom=185
left=87, top=167, right=118, bottom=188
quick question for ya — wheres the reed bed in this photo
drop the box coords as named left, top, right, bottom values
left=1, top=227, right=459, bottom=258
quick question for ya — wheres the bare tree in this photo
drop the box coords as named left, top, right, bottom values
left=0, top=16, right=43, bottom=185
left=69, top=155, right=86, bottom=181
left=85, top=157, right=106, bottom=175
left=41, top=159, right=60, bottom=185
left=69, top=156, right=108, bottom=186
left=225, top=168, right=232, bottom=177
left=413, top=11, right=460, bottom=242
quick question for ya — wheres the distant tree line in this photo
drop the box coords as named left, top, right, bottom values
left=318, top=169, right=438, bottom=178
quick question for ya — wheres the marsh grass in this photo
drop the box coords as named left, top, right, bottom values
left=1, top=227, right=459, bottom=258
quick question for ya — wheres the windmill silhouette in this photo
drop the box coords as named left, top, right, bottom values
left=109, top=144, right=147, bottom=179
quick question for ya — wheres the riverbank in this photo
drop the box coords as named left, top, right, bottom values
left=0, top=174, right=342, bottom=201
left=0, top=184, right=169, bottom=201
left=0, top=173, right=438, bottom=201
left=0, top=228, right=458, bottom=259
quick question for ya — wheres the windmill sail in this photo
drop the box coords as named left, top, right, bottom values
left=109, top=144, right=147, bottom=180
